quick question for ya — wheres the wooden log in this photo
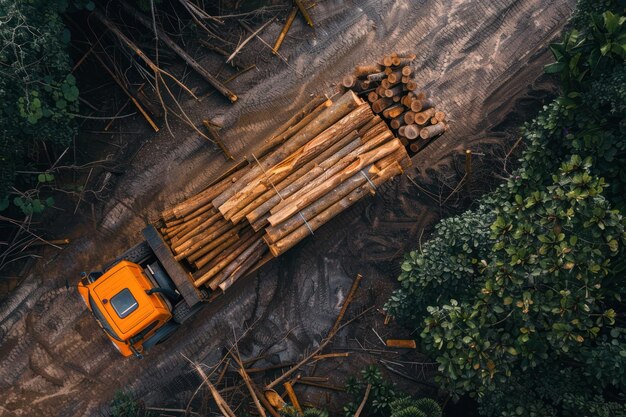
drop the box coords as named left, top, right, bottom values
left=193, top=233, right=240, bottom=269
left=187, top=227, right=242, bottom=264
left=212, top=91, right=362, bottom=209
left=367, top=72, right=386, bottom=82
left=173, top=221, right=235, bottom=259
left=267, top=161, right=405, bottom=256
left=269, top=129, right=394, bottom=218
left=367, top=91, right=379, bottom=103
left=170, top=211, right=219, bottom=243
left=398, top=126, right=407, bottom=137
left=272, top=6, right=298, bottom=54
left=405, top=80, right=418, bottom=91
left=384, top=66, right=393, bottom=75
left=390, top=114, right=405, bottom=130
left=401, top=66, right=412, bottom=76
left=203, top=120, right=233, bottom=160
left=386, top=71, right=403, bottom=84
left=375, top=85, right=386, bottom=96
left=358, top=80, right=371, bottom=90
left=401, top=75, right=411, bottom=84
left=342, top=75, right=356, bottom=88
left=242, top=129, right=363, bottom=226
left=430, top=117, right=438, bottom=125
left=403, top=111, right=416, bottom=125
left=210, top=236, right=264, bottom=290
left=171, top=210, right=222, bottom=245
left=219, top=104, right=373, bottom=221
left=168, top=165, right=247, bottom=219
left=409, top=142, right=420, bottom=153
left=246, top=122, right=387, bottom=229
left=218, top=241, right=267, bottom=292
left=252, top=96, right=328, bottom=158
left=231, top=127, right=363, bottom=224
left=264, top=163, right=378, bottom=243
left=252, top=99, right=332, bottom=163
left=183, top=204, right=216, bottom=223
left=414, top=108, right=436, bottom=125
left=354, top=64, right=382, bottom=78
left=238, top=366, right=267, bottom=417
left=284, top=382, right=302, bottom=414
left=294, top=0, right=314, bottom=27
left=419, top=122, right=447, bottom=139
left=267, top=139, right=403, bottom=226
left=372, top=97, right=393, bottom=113
left=382, top=104, right=404, bottom=119
left=192, top=228, right=254, bottom=278
left=382, top=56, right=393, bottom=67
left=404, top=124, right=420, bottom=140
left=194, top=232, right=259, bottom=287
left=435, top=110, right=446, bottom=122
left=386, top=339, right=417, bottom=349
left=409, top=99, right=423, bottom=113
left=118, top=3, right=237, bottom=103
left=383, top=84, right=405, bottom=98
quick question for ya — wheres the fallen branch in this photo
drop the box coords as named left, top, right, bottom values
left=353, top=384, right=371, bottom=417
left=265, top=274, right=363, bottom=390
left=227, top=17, right=276, bottom=63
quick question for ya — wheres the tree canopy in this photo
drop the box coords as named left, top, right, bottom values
left=386, top=1, right=626, bottom=415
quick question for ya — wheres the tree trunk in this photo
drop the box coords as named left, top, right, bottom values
left=266, top=161, right=405, bottom=256
left=212, top=91, right=363, bottom=209
left=217, top=104, right=373, bottom=220
left=268, top=139, right=402, bottom=227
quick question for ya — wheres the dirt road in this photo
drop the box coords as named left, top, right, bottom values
left=0, top=0, right=574, bottom=415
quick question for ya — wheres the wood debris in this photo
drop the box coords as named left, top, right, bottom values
left=160, top=91, right=410, bottom=295
left=347, top=52, right=449, bottom=154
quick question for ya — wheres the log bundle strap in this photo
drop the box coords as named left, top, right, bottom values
left=160, top=87, right=412, bottom=295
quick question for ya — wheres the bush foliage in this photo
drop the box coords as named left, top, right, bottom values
left=0, top=0, right=79, bottom=204
left=386, top=1, right=626, bottom=416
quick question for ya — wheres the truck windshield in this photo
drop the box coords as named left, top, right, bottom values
left=110, top=288, right=139, bottom=319
left=88, top=294, right=123, bottom=341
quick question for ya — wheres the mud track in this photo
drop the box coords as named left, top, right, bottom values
left=0, top=1, right=574, bottom=415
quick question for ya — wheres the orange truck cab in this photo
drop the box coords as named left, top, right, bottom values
left=78, top=225, right=205, bottom=358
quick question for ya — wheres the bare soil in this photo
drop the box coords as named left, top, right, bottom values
left=0, top=0, right=574, bottom=415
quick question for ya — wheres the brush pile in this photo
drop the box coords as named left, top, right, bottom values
left=343, top=53, right=449, bottom=154
left=160, top=90, right=410, bottom=294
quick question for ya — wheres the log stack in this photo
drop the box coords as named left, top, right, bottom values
left=160, top=90, right=410, bottom=295
left=344, top=53, right=449, bottom=154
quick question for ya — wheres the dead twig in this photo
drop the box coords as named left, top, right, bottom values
left=353, top=384, right=371, bottom=417
left=227, top=17, right=276, bottom=63
left=266, top=274, right=364, bottom=390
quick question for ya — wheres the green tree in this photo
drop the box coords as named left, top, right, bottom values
left=385, top=1, right=626, bottom=415
left=0, top=0, right=79, bottom=206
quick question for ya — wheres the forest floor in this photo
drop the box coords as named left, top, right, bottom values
left=0, top=0, right=574, bottom=415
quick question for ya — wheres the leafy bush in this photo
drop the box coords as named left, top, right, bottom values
left=0, top=0, right=79, bottom=206
left=386, top=1, right=626, bottom=416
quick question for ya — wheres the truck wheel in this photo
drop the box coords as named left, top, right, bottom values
left=104, top=241, right=152, bottom=271
left=142, top=322, right=179, bottom=350
left=172, top=301, right=204, bottom=324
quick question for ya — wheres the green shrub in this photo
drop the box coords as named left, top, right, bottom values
left=385, top=1, right=626, bottom=415
left=0, top=0, right=79, bottom=207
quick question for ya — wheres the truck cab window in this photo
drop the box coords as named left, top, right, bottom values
left=110, top=288, right=139, bottom=319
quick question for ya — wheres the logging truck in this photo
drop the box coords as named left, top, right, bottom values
left=77, top=64, right=446, bottom=358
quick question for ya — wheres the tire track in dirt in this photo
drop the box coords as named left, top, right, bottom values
left=0, top=1, right=574, bottom=415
